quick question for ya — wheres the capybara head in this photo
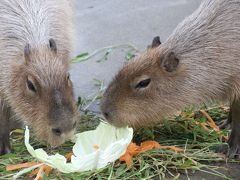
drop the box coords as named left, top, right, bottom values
left=8, top=39, right=79, bottom=147
left=101, top=37, right=187, bottom=128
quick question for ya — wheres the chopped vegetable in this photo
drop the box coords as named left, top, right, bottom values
left=6, top=162, right=40, bottom=171
left=22, top=122, right=133, bottom=173
left=65, top=152, right=74, bottom=162
left=200, top=110, right=220, bottom=131
left=120, top=141, right=183, bottom=167
left=34, top=166, right=44, bottom=180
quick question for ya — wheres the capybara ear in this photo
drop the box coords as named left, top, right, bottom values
left=151, top=36, right=161, bottom=48
left=161, top=52, right=179, bottom=72
left=24, top=44, right=31, bottom=64
left=49, top=38, right=57, bottom=53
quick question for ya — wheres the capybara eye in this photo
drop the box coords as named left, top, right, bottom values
left=66, top=72, right=72, bottom=87
left=27, top=79, right=36, bottom=93
left=135, top=79, right=151, bottom=89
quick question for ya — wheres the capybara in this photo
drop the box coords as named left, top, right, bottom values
left=101, top=0, right=240, bottom=158
left=0, top=0, right=79, bottom=155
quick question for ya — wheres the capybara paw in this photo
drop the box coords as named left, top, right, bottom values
left=227, top=143, right=240, bottom=159
left=223, top=132, right=240, bottom=159
left=0, top=138, right=11, bottom=155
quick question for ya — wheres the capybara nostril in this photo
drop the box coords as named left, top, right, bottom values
left=52, top=128, right=62, bottom=136
left=103, top=112, right=110, bottom=119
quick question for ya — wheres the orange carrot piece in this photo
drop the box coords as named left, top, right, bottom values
left=28, top=167, right=40, bottom=177
left=160, top=146, right=183, bottom=152
left=65, top=152, right=74, bottom=162
left=126, top=143, right=140, bottom=156
left=28, top=164, right=53, bottom=178
left=194, top=122, right=210, bottom=131
left=139, top=141, right=161, bottom=152
left=6, top=160, right=53, bottom=178
left=119, top=153, right=133, bottom=167
left=42, top=164, right=53, bottom=176
left=120, top=141, right=183, bottom=167
left=119, top=143, right=140, bottom=167
left=44, top=167, right=53, bottom=176
left=200, top=110, right=220, bottom=131
left=34, top=166, right=44, bottom=180
left=199, top=110, right=229, bottom=140
left=6, top=162, right=39, bottom=171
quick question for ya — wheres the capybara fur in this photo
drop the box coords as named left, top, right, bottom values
left=0, top=0, right=79, bottom=155
left=101, top=0, right=240, bottom=158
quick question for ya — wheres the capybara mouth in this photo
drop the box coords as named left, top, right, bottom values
left=47, top=131, right=75, bottom=148
left=32, top=125, right=75, bottom=148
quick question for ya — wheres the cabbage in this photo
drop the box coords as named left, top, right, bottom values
left=24, top=122, right=133, bottom=173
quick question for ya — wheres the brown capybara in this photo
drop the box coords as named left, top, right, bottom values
left=0, top=0, right=79, bottom=155
left=101, top=0, right=240, bottom=158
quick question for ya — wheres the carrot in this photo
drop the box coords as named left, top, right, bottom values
left=42, top=165, right=53, bottom=176
left=199, top=110, right=229, bottom=141
left=139, top=141, right=161, bottom=153
left=28, top=167, right=40, bottom=177
left=195, top=121, right=210, bottom=131
left=6, top=161, right=53, bottom=179
left=119, top=152, right=133, bottom=167
left=200, top=110, right=220, bottom=131
left=65, top=152, right=74, bottom=162
left=119, top=143, right=140, bottom=167
left=120, top=141, right=182, bottom=167
left=28, top=164, right=53, bottom=177
left=159, top=146, right=183, bottom=152
left=34, top=166, right=44, bottom=180
left=6, top=162, right=40, bottom=171
left=126, top=143, right=140, bottom=156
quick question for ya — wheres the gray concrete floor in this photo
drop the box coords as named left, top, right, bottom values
left=71, top=0, right=202, bottom=99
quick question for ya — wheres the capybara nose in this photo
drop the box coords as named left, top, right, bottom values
left=52, top=128, right=62, bottom=136
left=102, top=107, right=115, bottom=121
left=103, top=111, right=110, bottom=119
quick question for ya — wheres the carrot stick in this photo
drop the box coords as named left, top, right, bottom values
left=200, top=110, right=220, bottom=131
left=194, top=122, right=210, bottom=131
left=28, top=164, right=53, bottom=178
left=6, top=162, right=40, bottom=171
left=43, top=165, right=53, bottom=175
left=65, top=152, right=74, bottom=162
left=34, top=166, right=44, bottom=180
left=127, top=143, right=140, bottom=156
left=119, top=153, right=133, bottom=167
left=139, top=141, right=161, bottom=153
left=159, top=146, right=183, bottom=152
left=28, top=167, right=40, bottom=177
left=120, top=141, right=183, bottom=167
left=200, top=110, right=229, bottom=141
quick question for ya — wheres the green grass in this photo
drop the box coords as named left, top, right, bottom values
left=0, top=106, right=237, bottom=179
left=0, top=45, right=239, bottom=180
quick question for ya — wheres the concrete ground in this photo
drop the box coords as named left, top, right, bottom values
left=71, top=0, right=240, bottom=179
left=71, top=0, right=202, bottom=99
